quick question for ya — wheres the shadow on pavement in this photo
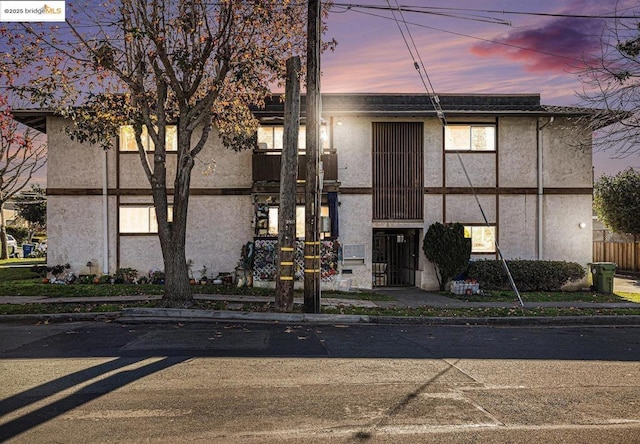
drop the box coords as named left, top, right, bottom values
left=0, top=356, right=188, bottom=441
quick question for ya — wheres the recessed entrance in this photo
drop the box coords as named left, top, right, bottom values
left=372, top=229, right=418, bottom=287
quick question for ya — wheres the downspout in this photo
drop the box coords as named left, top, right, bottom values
left=537, top=117, right=554, bottom=260
left=102, top=148, right=109, bottom=274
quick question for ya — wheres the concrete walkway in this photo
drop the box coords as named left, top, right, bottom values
left=1, top=275, right=639, bottom=326
left=1, top=274, right=639, bottom=309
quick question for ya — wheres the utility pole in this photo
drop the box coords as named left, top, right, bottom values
left=304, top=0, right=321, bottom=313
left=276, top=56, right=301, bottom=312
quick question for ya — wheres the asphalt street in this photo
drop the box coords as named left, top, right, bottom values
left=1, top=320, right=639, bottom=443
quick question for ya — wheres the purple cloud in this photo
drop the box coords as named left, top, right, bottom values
left=470, top=17, right=605, bottom=72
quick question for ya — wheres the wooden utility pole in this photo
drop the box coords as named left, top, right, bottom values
left=304, top=0, right=321, bottom=313
left=276, top=56, right=301, bottom=312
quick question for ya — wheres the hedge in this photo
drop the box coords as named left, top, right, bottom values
left=467, top=260, right=586, bottom=291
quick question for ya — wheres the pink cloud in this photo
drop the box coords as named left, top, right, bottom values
left=470, top=17, right=604, bottom=73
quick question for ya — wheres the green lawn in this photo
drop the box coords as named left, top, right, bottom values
left=447, top=290, right=630, bottom=304
left=0, top=257, right=46, bottom=267
left=616, top=291, right=640, bottom=303
left=0, top=263, right=634, bottom=308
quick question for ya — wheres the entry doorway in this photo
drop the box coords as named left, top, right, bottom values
left=372, top=229, right=419, bottom=287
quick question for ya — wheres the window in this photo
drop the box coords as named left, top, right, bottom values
left=119, top=205, right=173, bottom=234
left=257, top=125, right=329, bottom=151
left=464, top=225, right=496, bottom=253
left=266, top=205, right=330, bottom=238
left=119, top=125, right=178, bottom=152
left=445, top=125, right=495, bottom=151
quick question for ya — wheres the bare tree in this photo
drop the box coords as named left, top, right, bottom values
left=0, top=96, right=46, bottom=259
left=576, top=9, right=640, bottom=159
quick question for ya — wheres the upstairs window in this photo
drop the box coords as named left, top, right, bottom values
left=257, top=125, right=329, bottom=151
left=119, top=125, right=178, bottom=152
left=445, top=125, right=495, bottom=151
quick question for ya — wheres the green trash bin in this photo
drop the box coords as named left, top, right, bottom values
left=589, top=262, right=616, bottom=294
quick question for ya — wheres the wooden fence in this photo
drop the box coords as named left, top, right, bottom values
left=593, top=241, right=640, bottom=272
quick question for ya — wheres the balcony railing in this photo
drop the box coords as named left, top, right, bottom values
left=252, top=149, right=338, bottom=182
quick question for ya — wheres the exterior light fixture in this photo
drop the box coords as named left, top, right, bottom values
left=579, top=222, right=587, bottom=229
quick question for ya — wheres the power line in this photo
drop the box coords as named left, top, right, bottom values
left=378, top=0, right=525, bottom=307
left=332, top=5, right=587, bottom=65
left=333, top=3, right=640, bottom=20
left=385, top=0, right=445, bottom=123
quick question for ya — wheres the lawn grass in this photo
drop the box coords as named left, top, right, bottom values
left=447, top=290, right=628, bottom=304
left=0, top=263, right=636, bottom=317
left=0, top=301, right=155, bottom=315
left=616, top=291, right=640, bottom=303
left=2, top=300, right=639, bottom=318
left=322, top=305, right=640, bottom=317
left=0, top=258, right=45, bottom=267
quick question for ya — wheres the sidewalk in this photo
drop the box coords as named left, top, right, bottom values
left=1, top=277, right=639, bottom=326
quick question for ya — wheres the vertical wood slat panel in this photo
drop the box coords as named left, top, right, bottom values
left=373, top=122, right=424, bottom=220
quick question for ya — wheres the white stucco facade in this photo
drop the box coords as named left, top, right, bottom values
left=36, top=94, right=593, bottom=291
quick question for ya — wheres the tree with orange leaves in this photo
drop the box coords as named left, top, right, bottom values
left=1, top=1, right=333, bottom=306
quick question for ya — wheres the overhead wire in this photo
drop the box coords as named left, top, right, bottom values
left=381, top=0, right=525, bottom=307
left=329, top=4, right=593, bottom=65
left=332, top=3, right=640, bottom=20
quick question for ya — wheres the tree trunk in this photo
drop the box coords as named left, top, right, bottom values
left=155, top=121, right=195, bottom=308
left=276, top=56, right=301, bottom=312
left=0, top=203, right=8, bottom=260
left=161, top=236, right=193, bottom=307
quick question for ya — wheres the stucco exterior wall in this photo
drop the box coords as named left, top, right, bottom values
left=543, top=118, right=592, bottom=188
left=185, top=196, right=254, bottom=277
left=46, top=196, right=108, bottom=272
left=338, top=194, right=373, bottom=289
left=498, top=117, right=538, bottom=187
left=543, top=195, right=593, bottom=265
left=445, top=153, right=496, bottom=187
left=499, top=194, right=538, bottom=259
left=334, top=117, right=371, bottom=187
left=47, top=117, right=108, bottom=189
left=424, top=119, right=443, bottom=187
left=445, top=195, right=496, bottom=224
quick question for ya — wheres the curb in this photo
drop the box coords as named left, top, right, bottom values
left=115, top=308, right=640, bottom=327
left=2, top=309, right=640, bottom=327
left=0, top=312, right=120, bottom=322
left=117, top=308, right=370, bottom=324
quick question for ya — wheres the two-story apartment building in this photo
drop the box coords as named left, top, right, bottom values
left=14, top=93, right=595, bottom=290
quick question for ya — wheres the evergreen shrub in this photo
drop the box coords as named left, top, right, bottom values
left=467, top=259, right=586, bottom=291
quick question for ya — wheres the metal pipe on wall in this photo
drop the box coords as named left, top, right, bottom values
left=537, top=116, right=554, bottom=260
left=102, top=148, right=109, bottom=274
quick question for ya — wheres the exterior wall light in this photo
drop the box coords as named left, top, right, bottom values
left=579, top=222, right=587, bottom=229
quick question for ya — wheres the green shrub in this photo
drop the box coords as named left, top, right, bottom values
left=423, top=222, right=471, bottom=291
left=468, top=260, right=586, bottom=291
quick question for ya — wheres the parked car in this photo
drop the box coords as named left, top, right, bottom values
left=6, top=234, right=18, bottom=257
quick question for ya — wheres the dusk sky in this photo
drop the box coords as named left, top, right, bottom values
left=4, top=0, right=640, bottom=182
left=321, top=0, right=640, bottom=176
